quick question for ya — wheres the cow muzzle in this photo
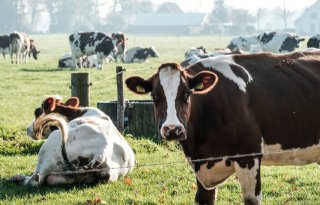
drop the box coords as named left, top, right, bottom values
left=161, top=124, right=186, bottom=141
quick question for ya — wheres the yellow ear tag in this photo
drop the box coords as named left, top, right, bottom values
left=194, top=82, right=203, bottom=90
left=136, top=85, right=145, bottom=93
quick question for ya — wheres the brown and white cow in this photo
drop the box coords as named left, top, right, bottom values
left=126, top=51, right=320, bottom=205
left=9, top=32, right=39, bottom=64
left=111, top=32, right=128, bottom=62
left=12, top=96, right=136, bottom=186
left=69, top=32, right=117, bottom=69
left=0, top=35, right=10, bottom=59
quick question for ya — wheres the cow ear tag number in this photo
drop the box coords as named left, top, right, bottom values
left=136, top=85, right=146, bottom=93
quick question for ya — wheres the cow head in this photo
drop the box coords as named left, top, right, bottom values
left=26, top=96, right=79, bottom=140
left=227, top=36, right=259, bottom=52
left=126, top=63, right=218, bottom=141
left=111, top=32, right=128, bottom=54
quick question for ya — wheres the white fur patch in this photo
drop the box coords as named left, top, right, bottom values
left=159, top=66, right=183, bottom=128
left=261, top=138, right=320, bottom=165
left=200, top=55, right=253, bottom=92
left=235, top=158, right=261, bottom=205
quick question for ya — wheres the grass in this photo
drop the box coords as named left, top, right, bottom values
left=0, top=34, right=319, bottom=205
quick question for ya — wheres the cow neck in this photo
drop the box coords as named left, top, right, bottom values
left=52, top=105, right=83, bottom=122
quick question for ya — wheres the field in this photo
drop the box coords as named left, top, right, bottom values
left=0, top=34, right=319, bottom=205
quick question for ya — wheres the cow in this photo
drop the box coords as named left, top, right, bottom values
left=123, top=46, right=159, bottom=63
left=0, top=35, right=10, bottom=59
left=9, top=32, right=40, bottom=64
left=69, top=32, right=117, bottom=69
left=58, top=53, right=111, bottom=68
left=227, top=32, right=305, bottom=53
left=185, top=46, right=207, bottom=59
left=111, top=32, right=128, bottom=62
left=11, top=96, right=136, bottom=186
left=307, top=34, right=320, bottom=48
left=125, top=50, right=320, bottom=205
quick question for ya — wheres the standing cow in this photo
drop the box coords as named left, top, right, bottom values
left=0, top=35, right=10, bottom=59
left=126, top=51, right=320, bottom=205
left=111, top=32, right=128, bottom=62
left=69, top=32, right=117, bottom=69
left=9, top=32, right=40, bottom=64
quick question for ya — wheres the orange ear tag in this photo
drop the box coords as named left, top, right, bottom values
left=194, top=82, right=204, bottom=90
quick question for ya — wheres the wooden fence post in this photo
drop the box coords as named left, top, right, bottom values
left=116, top=66, right=125, bottom=131
left=71, top=72, right=90, bottom=107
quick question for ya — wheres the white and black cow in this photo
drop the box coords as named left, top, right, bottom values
left=69, top=32, right=117, bottom=69
left=0, top=35, right=10, bottom=59
left=126, top=50, right=320, bottom=205
left=228, top=32, right=305, bottom=53
left=307, top=34, right=320, bottom=48
left=12, top=96, right=135, bottom=186
left=123, top=46, right=159, bottom=63
left=58, top=53, right=105, bottom=68
left=9, top=32, right=40, bottom=64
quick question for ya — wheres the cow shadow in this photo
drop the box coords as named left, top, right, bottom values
left=21, top=68, right=75, bottom=72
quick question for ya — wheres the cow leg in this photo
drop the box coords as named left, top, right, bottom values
left=234, top=157, right=262, bottom=205
left=195, top=178, right=217, bottom=205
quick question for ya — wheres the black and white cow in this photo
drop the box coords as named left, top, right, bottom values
left=69, top=32, right=117, bottom=69
left=126, top=50, right=320, bottom=205
left=9, top=32, right=40, bottom=64
left=11, top=96, right=136, bottom=186
left=0, top=35, right=10, bottom=59
left=123, top=46, right=159, bottom=63
left=227, top=32, right=305, bottom=53
left=307, top=34, right=320, bottom=48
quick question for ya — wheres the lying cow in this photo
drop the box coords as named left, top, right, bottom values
left=228, top=32, right=305, bottom=53
left=0, top=35, right=10, bottom=59
left=307, top=34, right=320, bottom=48
left=9, top=31, right=40, bottom=64
left=69, top=32, right=117, bottom=69
left=11, top=96, right=135, bottom=186
left=123, top=46, right=159, bottom=63
left=126, top=50, right=320, bottom=204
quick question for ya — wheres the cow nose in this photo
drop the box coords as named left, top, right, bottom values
left=161, top=125, right=186, bottom=140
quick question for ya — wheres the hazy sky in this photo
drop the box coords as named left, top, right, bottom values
left=153, top=0, right=318, bottom=13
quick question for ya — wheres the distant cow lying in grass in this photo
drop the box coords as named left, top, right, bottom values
left=10, top=96, right=135, bottom=186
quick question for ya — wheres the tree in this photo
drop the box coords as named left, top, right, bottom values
left=229, top=8, right=255, bottom=34
left=210, top=0, right=229, bottom=24
left=0, top=0, right=19, bottom=32
left=273, top=2, right=294, bottom=30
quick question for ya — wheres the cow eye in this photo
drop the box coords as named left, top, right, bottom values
left=151, top=94, right=159, bottom=103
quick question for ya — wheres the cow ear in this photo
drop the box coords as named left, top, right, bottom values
left=42, top=97, right=56, bottom=113
left=64, top=97, right=80, bottom=108
left=188, top=71, right=218, bottom=94
left=125, top=76, right=152, bottom=94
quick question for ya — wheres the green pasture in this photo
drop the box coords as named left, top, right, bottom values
left=0, top=34, right=318, bottom=205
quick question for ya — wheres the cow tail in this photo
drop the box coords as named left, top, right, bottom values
left=34, top=113, right=77, bottom=171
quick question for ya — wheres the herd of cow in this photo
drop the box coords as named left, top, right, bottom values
left=5, top=30, right=320, bottom=205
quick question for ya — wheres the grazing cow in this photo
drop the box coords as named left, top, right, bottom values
left=123, top=46, right=159, bottom=63
left=69, top=32, right=117, bottom=69
left=126, top=50, right=320, bottom=205
left=185, top=46, right=207, bottom=59
left=307, top=34, right=320, bottom=48
left=228, top=32, right=305, bottom=53
left=9, top=32, right=39, bottom=64
left=0, top=35, right=10, bottom=59
left=111, top=32, right=128, bottom=62
left=14, top=96, right=135, bottom=186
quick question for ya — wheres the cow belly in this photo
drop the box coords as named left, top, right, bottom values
left=261, top=143, right=320, bottom=166
left=194, top=159, right=235, bottom=190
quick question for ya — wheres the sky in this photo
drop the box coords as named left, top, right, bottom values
left=152, top=0, right=318, bottom=14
